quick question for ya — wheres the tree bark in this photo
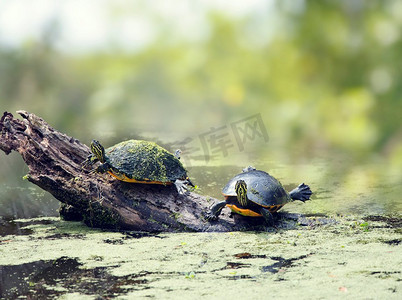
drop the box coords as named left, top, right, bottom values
left=1, top=111, right=270, bottom=232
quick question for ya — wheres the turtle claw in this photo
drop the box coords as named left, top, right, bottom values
left=204, top=201, right=226, bottom=222
left=82, top=154, right=97, bottom=169
left=174, top=176, right=196, bottom=194
left=81, top=158, right=90, bottom=169
left=174, top=180, right=190, bottom=195
left=204, top=212, right=218, bottom=222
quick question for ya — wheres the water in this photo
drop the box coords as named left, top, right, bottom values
left=0, top=152, right=401, bottom=219
left=1, top=152, right=401, bottom=299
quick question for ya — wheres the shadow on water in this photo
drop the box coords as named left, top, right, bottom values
left=260, top=254, right=312, bottom=274
left=0, top=257, right=150, bottom=299
left=0, top=218, right=56, bottom=237
left=226, top=251, right=314, bottom=276
left=0, top=218, right=33, bottom=237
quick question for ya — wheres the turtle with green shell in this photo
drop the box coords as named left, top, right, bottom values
left=205, top=166, right=312, bottom=225
left=83, top=139, right=194, bottom=193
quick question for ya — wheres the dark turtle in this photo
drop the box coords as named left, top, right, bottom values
left=83, top=139, right=194, bottom=193
left=206, top=166, right=312, bottom=225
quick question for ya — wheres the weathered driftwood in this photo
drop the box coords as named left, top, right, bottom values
left=0, top=111, right=271, bottom=232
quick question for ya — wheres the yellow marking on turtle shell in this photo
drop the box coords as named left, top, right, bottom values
left=226, top=204, right=285, bottom=217
left=108, top=171, right=172, bottom=185
left=226, top=204, right=262, bottom=217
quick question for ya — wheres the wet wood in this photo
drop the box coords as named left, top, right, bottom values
left=0, top=110, right=259, bottom=232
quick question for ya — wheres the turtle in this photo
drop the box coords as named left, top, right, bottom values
left=205, top=166, right=312, bottom=225
left=83, top=139, right=194, bottom=193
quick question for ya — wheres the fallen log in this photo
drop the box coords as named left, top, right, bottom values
left=1, top=110, right=274, bottom=232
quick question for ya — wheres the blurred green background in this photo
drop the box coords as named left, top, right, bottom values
left=1, top=0, right=401, bottom=218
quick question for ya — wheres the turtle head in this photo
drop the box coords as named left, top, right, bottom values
left=235, top=180, right=248, bottom=207
left=90, top=140, right=106, bottom=163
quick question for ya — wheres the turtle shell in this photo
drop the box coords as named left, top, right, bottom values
left=105, top=140, right=187, bottom=183
left=222, top=170, right=291, bottom=206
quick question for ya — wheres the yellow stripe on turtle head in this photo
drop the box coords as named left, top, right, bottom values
left=91, top=140, right=106, bottom=163
left=235, top=180, right=248, bottom=207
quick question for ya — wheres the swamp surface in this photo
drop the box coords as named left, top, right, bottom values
left=0, top=159, right=401, bottom=299
left=0, top=215, right=401, bottom=299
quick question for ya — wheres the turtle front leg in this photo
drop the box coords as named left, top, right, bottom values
left=260, top=207, right=275, bottom=227
left=82, top=154, right=98, bottom=168
left=174, top=177, right=195, bottom=194
left=205, top=201, right=227, bottom=221
left=174, top=179, right=191, bottom=195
